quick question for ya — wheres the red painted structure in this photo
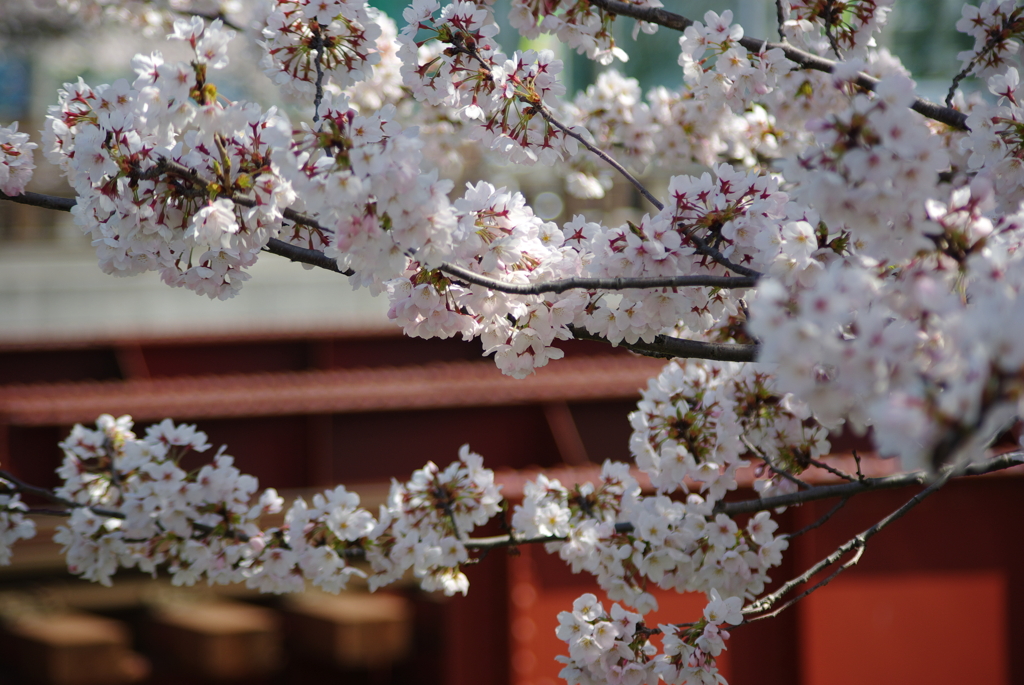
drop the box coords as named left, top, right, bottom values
left=0, top=330, right=1021, bottom=685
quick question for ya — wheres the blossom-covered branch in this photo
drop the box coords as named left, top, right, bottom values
left=587, top=0, right=968, bottom=130
left=0, top=188, right=760, bottom=364
left=0, top=188, right=756, bottom=295
left=3, top=2, right=1024, bottom=682
left=451, top=450, right=1024, bottom=552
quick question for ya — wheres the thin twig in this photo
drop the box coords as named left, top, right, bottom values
left=784, top=497, right=848, bottom=539
left=945, top=13, right=1018, bottom=107
left=439, top=262, right=758, bottom=295
left=743, top=462, right=962, bottom=621
left=775, top=0, right=789, bottom=40
left=535, top=104, right=664, bottom=211
left=435, top=482, right=464, bottom=541
left=449, top=36, right=663, bottom=210
left=104, top=435, right=124, bottom=493
left=586, top=0, right=968, bottom=130
left=806, top=457, right=855, bottom=482
left=684, top=229, right=763, bottom=279
left=26, top=508, right=74, bottom=517
left=465, top=533, right=563, bottom=550
left=180, top=10, right=244, bottom=32
left=311, top=26, right=327, bottom=124
left=740, top=435, right=811, bottom=490
left=744, top=541, right=865, bottom=623
left=822, top=0, right=843, bottom=59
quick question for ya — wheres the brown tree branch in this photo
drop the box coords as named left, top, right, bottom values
left=439, top=261, right=758, bottom=295
left=2, top=188, right=756, bottom=296
left=567, top=325, right=759, bottom=362
left=785, top=497, right=848, bottom=539
left=713, top=451, right=1021, bottom=515
left=310, top=25, right=327, bottom=123
left=0, top=189, right=77, bottom=211
left=822, top=0, right=843, bottom=59
left=265, top=238, right=352, bottom=275
left=806, top=457, right=855, bottom=482
left=6, top=453, right=1020, bottom=570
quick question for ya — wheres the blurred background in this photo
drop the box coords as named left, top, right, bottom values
left=0, top=2, right=1020, bottom=684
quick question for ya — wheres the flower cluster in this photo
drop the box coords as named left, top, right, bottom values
left=259, top=0, right=383, bottom=97
left=280, top=485, right=376, bottom=593
left=365, top=445, right=502, bottom=596
left=398, top=1, right=580, bottom=164
left=656, top=590, right=743, bottom=685
left=513, top=459, right=787, bottom=615
left=783, top=0, right=894, bottom=58
left=45, top=416, right=510, bottom=595
left=0, top=122, right=37, bottom=197
left=43, top=17, right=298, bottom=299
left=387, top=180, right=584, bottom=377
left=630, top=360, right=829, bottom=503
left=290, top=93, right=456, bottom=291
left=555, top=594, right=658, bottom=685
left=0, top=484, right=35, bottom=567
left=392, top=162, right=795, bottom=376
left=54, top=414, right=279, bottom=587
left=507, top=0, right=658, bottom=65
left=782, top=69, right=948, bottom=263
left=1, top=403, right=799, bottom=684
left=544, top=488, right=781, bottom=684
left=750, top=180, right=1024, bottom=472
left=678, top=10, right=795, bottom=112
left=961, top=66, right=1024, bottom=212
left=564, top=164, right=788, bottom=346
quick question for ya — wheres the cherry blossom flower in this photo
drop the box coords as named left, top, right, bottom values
left=0, top=122, right=37, bottom=196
